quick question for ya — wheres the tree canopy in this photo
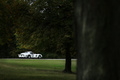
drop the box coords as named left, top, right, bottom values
left=0, top=0, right=76, bottom=58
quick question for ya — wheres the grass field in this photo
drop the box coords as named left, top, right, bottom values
left=0, top=59, right=76, bottom=80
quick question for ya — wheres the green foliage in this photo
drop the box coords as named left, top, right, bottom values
left=15, top=0, right=76, bottom=58
left=0, top=0, right=76, bottom=58
left=0, top=0, right=32, bottom=57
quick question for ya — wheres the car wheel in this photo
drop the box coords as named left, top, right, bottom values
left=27, top=55, right=31, bottom=59
left=38, top=55, right=41, bottom=59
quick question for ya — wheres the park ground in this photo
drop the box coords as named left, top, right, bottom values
left=0, top=59, right=76, bottom=80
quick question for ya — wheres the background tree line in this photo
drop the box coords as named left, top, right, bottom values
left=0, top=0, right=76, bottom=59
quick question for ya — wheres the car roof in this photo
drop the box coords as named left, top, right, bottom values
left=27, top=51, right=32, bottom=52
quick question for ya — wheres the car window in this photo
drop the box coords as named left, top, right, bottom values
left=30, top=52, right=33, bottom=54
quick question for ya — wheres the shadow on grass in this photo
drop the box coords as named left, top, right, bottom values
left=0, top=70, right=76, bottom=80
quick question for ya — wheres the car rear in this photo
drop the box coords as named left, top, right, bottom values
left=18, top=53, right=27, bottom=58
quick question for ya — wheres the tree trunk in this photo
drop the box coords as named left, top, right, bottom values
left=63, top=37, right=72, bottom=73
left=75, top=0, right=120, bottom=80
left=64, top=45, right=72, bottom=73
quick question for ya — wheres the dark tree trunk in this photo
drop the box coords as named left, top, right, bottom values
left=63, top=37, right=72, bottom=73
left=64, top=45, right=72, bottom=73
left=75, top=0, right=120, bottom=80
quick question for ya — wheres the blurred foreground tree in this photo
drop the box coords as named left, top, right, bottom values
left=75, top=0, right=120, bottom=80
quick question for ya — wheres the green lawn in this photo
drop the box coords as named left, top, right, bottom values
left=0, top=59, right=76, bottom=80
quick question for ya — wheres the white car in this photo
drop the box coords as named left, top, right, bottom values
left=18, top=51, right=42, bottom=59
